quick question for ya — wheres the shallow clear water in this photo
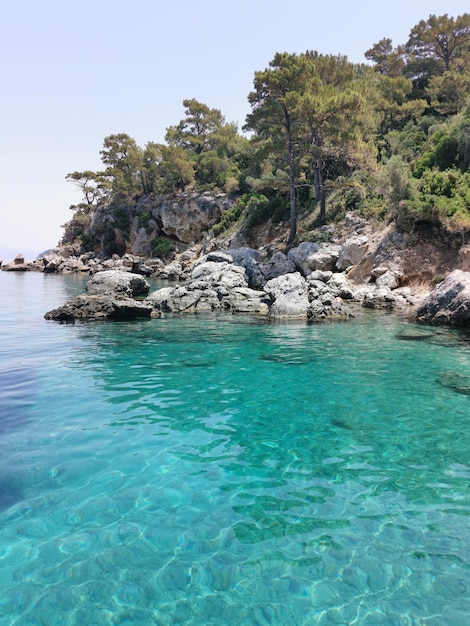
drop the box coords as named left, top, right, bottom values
left=1, top=272, right=470, bottom=625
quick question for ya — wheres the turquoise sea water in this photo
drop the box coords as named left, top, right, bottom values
left=0, top=271, right=469, bottom=626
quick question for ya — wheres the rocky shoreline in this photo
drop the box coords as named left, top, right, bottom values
left=38, top=246, right=470, bottom=327
left=4, top=211, right=470, bottom=326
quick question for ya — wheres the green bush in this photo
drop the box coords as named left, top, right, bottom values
left=401, top=168, right=470, bottom=228
left=212, top=202, right=243, bottom=236
left=77, top=232, right=95, bottom=251
left=296, top=229, right=331, bottom=245
left=111, top=205, right=131, bottom=235
left=151, top=236, right=176, bottom=259
left=244, top=194, right=279, bottom=229
left=138, top=210, right=152, bottom=228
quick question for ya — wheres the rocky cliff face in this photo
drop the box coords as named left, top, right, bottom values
left=47, top=190, right=470, bottom=306
left=62, top=192, right=235, bottom=259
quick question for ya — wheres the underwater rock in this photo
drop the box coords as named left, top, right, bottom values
left=437, top=371, right=470, bottom=396
left=396, top=327, right=435, bottom=340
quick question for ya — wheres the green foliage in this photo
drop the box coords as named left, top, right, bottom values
left=245, top=50, right=374, bottom=241
left=296, top=229, right=332, bottom=244
left=241, top=194, right=272, bottom=228
left=325, top=171, right=384, bottom=222
left=138, top=210, right=152, bottom=229
left=380, top=156, right=414, bottom=211
left=165, top=99, right=247, bottom=192
left=111, top=205, right=131, bottom=235
left=364, top=38, right=405, bottom=77
left=100, top=133, right=146, bottom=199
left=66, top=170, right=110, bottom=208
left=414, top=125, right=464, bottom=176
left=384, top=122, right=428, bottom=164
left=150, top=236, right=176, bottom=259
left=404, top=168, right=470, bottom=227
left=156, top=145, right=195, bottom=192
left=77, top=232, right=95, bottom=251
left=62, top=10, right=470, bottom=257
left=427, top=71, right=470, bottom=116
left=405, top=13, right=470, bottom=76
left=212, top=202, right=244, bottom=236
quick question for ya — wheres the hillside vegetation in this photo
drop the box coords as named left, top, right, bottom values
left=63, top=13, right=470, bottom=257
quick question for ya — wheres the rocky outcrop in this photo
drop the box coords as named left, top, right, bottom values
left=131, top=193, right=233, bottom=252
left=287, top=242, right=341, bottom=275
left=86, top=270, right=149, bottom=297
left=201, top=247, right=296, bottom=289
left=263, top=270, right=357, bottom=320
left=2, top=253, right=35, bottom=272
left=44, top=246, right=424, bottom=322
left=191, top=260, right=247, bottom=290
left=306, top=272, right=355, bottom=321
left=336, top=235, right=369, bottom=270
left=146, top=258, right=270, bottom=315
left=44, top=295, right=153, bottom=321
left=259, top=251, right=296, bottom=283
left=146, top=284, right=270, bottom=315
left=37, top=250, right=164, bottom=277
left=44, top=270, right=152, bottom=321
left=264, top=273, right=309, bottom=318
left=416, top=270, right=470, bottom=326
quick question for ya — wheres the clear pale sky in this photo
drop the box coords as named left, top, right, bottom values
left=1, top=0, right=468, bottom=259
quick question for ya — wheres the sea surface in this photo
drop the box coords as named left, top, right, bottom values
left=0, top=271, right=469, bottom=626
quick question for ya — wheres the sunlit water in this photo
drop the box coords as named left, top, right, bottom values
left=1, top=271, right=469, bottom=625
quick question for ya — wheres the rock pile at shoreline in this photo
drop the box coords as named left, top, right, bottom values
left=44, top=249, right=426, bottom=322
left=37, top=226, right=470, bottom=326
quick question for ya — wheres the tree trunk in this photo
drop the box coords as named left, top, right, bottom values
left=285, top=108, right=297, bottom=247
left=314, top=165, right=321, bottom=202
left=316, top=160, right=326, bottom=225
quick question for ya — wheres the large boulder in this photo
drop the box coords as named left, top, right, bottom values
left=307, top=296, right=355, bottom=322
left=361, top=287, right=397, bottom=310
left=375, top=269, right=403, bottom=290
left=217, top=248, right=297, bottom=289
left=145, top=283, right=270, bottom=315
left=288, top=242, right=341, bottom=275
left=263, top=272, right=309, bottom=318
left=259, top=251, right=296, bottom=284
left=146, top=285, right=220, bottom=314
left=221, top=287, right=270, bottom=314
left=44, top=295, right=153, bottom=321
left=336, top=235, right=369, bottom=270
left=86, top=270, right=150, bottom=297
left=218, top=248, right=264, bottom=288
left=40, top=252, right=93, bottom=274
left=145, top=258, right=268, bottom=315
left=416, top=270, right=470, bottom=326
left=190, top=261, right=248, bottom=289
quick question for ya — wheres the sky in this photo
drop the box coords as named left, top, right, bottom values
left=1, top=0, right=469, bottom=260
